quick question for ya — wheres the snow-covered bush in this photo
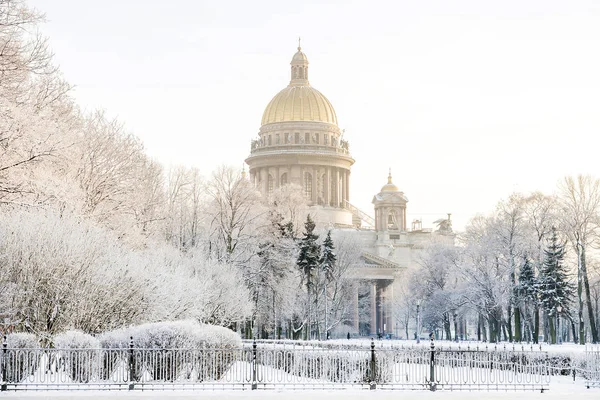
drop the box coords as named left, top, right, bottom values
left=99, top=320, right=241, bottom=382
left=54, top=330, right=101, bottom=383
left=5, top=332, right=40, bottom=383
left=99, top=320, right=241, bottom=349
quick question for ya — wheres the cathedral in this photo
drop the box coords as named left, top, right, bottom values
left=245, top=45, right=454, bottom=337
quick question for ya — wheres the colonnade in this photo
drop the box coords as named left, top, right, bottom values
left=350, top=281, right=393, bottom=337
left=250, top=165, right=350, bottom=207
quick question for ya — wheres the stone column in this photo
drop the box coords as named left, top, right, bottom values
left=276, top=167, right=280, bottom=188
left=341, top=170, right=347, bottom=206
left=311, top=167, right=317, bottom=204
left=334, top=168, right=340, bottom=207
left=324, top=167, right=330, bottom=206
left=260, top=168, right=268, bottom=195
left=345, top=170, right=350, bottom=204
left=370, top=282, right=377, bottom=335
left=387, top=284, right=395, bottom=337
left=378, top=286, right=384, bottom=335
left=403, top=208, right=407, bottom=231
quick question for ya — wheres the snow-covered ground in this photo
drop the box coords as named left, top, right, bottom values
left=0, top=380, right=595, bottom=400
left=0, top=375, right=596, bottom=400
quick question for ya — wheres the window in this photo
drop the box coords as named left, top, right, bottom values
left=275, top=134, right=280, bottom=144
left=285, top=133, right=290, bottom=144
left=304, top=172, right=313, bottom=200
left=268, top=135, right=272, bottom=146
left=305, top=132, right=310, bottom=143
left=268, top=174, right=274, bottom=195
left=314, top=133, right=319, bottom=144
left=324, top=134, right=329, bottom=145
left=280, top=173, right=288, bottom=186
left=390, top=234, right=400, bottom=240
left=388, top=210, right=398, bottom=230
left=295, top=132, right=300, bottom=144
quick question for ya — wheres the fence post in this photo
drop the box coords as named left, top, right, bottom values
left=128, top=336, right=135, bottom=391
left=429, top=336, right=436, bottom=391
left=251, top=339, right=257, bottom=390
left=1, top=336, right=7, bottom=392
left=370, top=338, right=376, bottom=390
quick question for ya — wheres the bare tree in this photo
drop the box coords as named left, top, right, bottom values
left=558, top=175, right=600, bottom=343
left=0, top=0, right=75, bottom=204
left=205, top=165, right=265, bottom=263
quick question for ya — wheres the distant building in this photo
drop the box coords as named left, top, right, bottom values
left=246, top=45, right=454, bottom=337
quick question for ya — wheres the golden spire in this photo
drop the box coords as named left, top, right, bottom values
left=388, top=168, right=393, bottom=184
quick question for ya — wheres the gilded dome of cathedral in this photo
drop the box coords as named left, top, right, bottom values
left=381, top=170, right=400, bottom=192
left=261, top=45, right=338, bottom=126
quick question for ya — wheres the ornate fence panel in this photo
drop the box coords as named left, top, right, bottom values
left=0, top=336, right=554, bottom=391
left=583, top=345, right=600, bottom=388
left=253, top=342, right=372, bottom=389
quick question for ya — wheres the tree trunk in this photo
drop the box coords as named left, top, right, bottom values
left=514, top=307, right=522, bottom=342
left=533, top=306, right=539, bottom=344
left=577, top=244, right=585, bottom=344
left=507, top=305, right=513, bottom=342
left=444, top=313, right=451, bottom=340
left=581, top=248, right=599, bottom=343
left=501, top=321, right=508, bottom=342
left=477, top=313, right=482, bottom=341
left=488, top=313, right=496, bottom=343
left=453, top=313, right=459, bottom=342
left=549, top=315, right=556, bottom=344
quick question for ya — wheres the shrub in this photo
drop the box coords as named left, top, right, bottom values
left=98, top=320, right=241, bottom=382
left=4, top=333, right=40, bottom=383
left=54, top=330, right=100, bottom=383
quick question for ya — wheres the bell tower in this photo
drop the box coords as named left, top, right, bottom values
left=372, top=170, right=408, bottom=244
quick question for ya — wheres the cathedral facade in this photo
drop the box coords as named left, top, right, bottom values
left=246, top=45, right=454, bottom=337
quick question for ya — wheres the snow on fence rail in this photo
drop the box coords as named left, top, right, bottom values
left=0, top=336, right=580, bottom=392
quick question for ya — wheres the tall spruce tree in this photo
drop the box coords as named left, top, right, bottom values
left=319, top=230, right=336, bottom=339
left=515, top=256, right=539, bottom=343
left=297, top=214, right=320, bottom=339
left=538, top=227, right=575, bottom=344
left=320, top=230, right=336, bottom=282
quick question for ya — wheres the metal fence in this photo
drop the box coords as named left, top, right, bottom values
left=0, top=337, right=554, bottom=391
left=580, top=345, right=600, bottom=388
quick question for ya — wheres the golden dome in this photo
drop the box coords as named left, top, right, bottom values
left=291, top=48, right=308, bottom=63
left=381, top=170, right=400, bottom=192
left=261, top=86, right=338, bottom=126
left=261, top=45, right=338, bottom=126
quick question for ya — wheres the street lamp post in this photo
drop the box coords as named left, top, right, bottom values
left=416, top=299, right=421, bottom=344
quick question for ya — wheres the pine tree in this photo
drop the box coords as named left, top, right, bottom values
left=296, top=214, right=320, bottom=339
left=320, top=230, right=336, bottom=282
left=516, top=257, right=537, bottom=303
left=538, top=227, right=575, bottom=344
left=319, top=230, right=336, bottom=339
left=515, top=256, right=539, bottom=342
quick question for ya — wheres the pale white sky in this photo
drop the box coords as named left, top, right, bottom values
left=29, top=0, right=600, bottom=232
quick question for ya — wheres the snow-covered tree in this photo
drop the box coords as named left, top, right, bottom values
left=558, top=175, right=600, bottom=343
left=205, top=165, right=265, bottom=263
left=296, top=214, right=321, bottom=339
left=538, top=227, right=575, bottom=344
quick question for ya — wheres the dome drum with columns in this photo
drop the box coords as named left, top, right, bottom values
left=246, top=45, right=354, bottom=225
